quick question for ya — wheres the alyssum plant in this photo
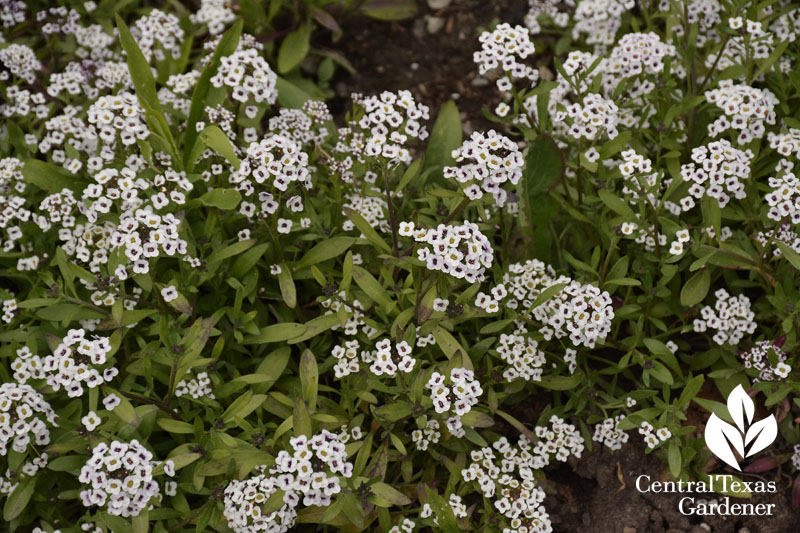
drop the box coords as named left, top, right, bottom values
left=2, top=0, right=800, bottom=532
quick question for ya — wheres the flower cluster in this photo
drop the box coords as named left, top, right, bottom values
left=402, top=220, right=493, bottom=282
left=705, top=81, right=778, bottom=144
left=11, top=329, right=116, bottom=396
left=223, top=430, right=354, bottom=532
left=679, top=139, right=753, bottom=208
left=764, top=159, right=800, bottom=223
left=131, top=9, right=184, bottom=63
left=693, top=289, right=758, bottom=346
left=320, top=291, right=372, bottom=336
left=1, top=298, right=17, bottom=323
left=349, top=91, right=430, bottom=165
left=211, top=48, right=278, bottom=105
left=592, top=415, right=630, bottom=450
left=0, top=44, right=41, bottom=84
left=268, top=101, right=332, bottom=148
left=342, top=190, right=389, bottom=233
left=572, top=0, right=635, bottom=49
left=501, top=259, right=615, bottom=348
left=0, top=383, right=57, bottom=455
left=639, top=422, right=671, bottom=449
left=426, top=368, right=483, bottom=437
left=363, top=338, right=416, bottom=377
left=331, top=339, right=360, bottom=378
left=495, top=333, right=547, bottom=382
left=562, top=92, right=620, bottom=141
left=175, top=371, right=214, bottom=399
left=232, top=134, right=311, bottom=221
left=0, top=1, right=25, bottom=29
left=602, top=32, right=676, bottom=80
left=411, top=419, right=441, bottom=451
left=444, top=130, right=524, bottom=207
left=473, top=23, right=539, bottom=91
left=78, top=440, right=164, bottom=517
left=739, top=341, right=792, bottom=382
left=191, top=0, right=236, bottom=35
left=461, top=419, right=583, bottom=533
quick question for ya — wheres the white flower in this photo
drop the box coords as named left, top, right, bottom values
left=398, top=221, right=415, bottom=236
left=444, top=130, right=524, bottom=207
left=79, top=440, right=160, bottom=517
left=669, top=241, right=684, bottom=255
left=161, top=285, right=179, bottom=302
left=775, top=362, right=792, bottom=379
left=103, top=393, right=121, bottom=411
left=81, top=411, right=101, bottom=431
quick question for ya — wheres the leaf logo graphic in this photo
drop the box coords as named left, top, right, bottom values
left=704, top=385, right=778, bottom=471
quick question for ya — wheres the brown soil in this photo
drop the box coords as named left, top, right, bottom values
left=545, top=442, right=795, bottom=533
left=325, top=2, right=799, bottom=531
left=330, top=0, right=529, bottom=134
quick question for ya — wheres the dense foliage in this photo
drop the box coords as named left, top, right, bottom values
left=3, top=0, right=800, bottom=532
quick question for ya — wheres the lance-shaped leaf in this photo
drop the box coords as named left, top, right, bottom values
left=745, top=414, right=777, bottom=457
left=705, top=413, right=744, bottom=470
left=727, top=384, right=754, bottom=433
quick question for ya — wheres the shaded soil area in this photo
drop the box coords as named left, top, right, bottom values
left=330, top=0, right=529, bottom=134
left=544, top=442, right=795, bottom=533
left=327, top=2, right=800, bottom=531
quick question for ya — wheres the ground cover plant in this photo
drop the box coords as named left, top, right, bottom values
left=3, top=0, right=800, bottom=531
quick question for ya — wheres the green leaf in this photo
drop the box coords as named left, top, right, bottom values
left=132, top=509, right=149, bottom=533
left=287, top=314, right=341, bottom=344
left=115, top=15, right=159, bottom=111
left=156, top=418, right=195, bottom=434
left=598, top=189, right=634, bottom=217
left=680, top=269, right=710, bottom=307
left=3, top=475, right=34, bottom=520
left=232, top=243, right=270, bottom=278
left=295, top=237, right=355, bottom=270
left=185, top=20, right=243, bottom=168
left=103, top=387, right=140, bottom=427
left=678, top=375, right=704, bottom=409
left=276, top=76, right=321, bottom=109
left=206, top=239, right=255, bottom=264
left=431, top=327, right=468, bottom=366
left=22, top=159, right=84, bottom=193
left=99, top=512, right=132, bottom=533
left=199, top=125, right=240, bottom=169
left=278, top=24, right=312, bottom=74
left=199, top=188, right=242, bottom=210
left=422, top=488, right=460, bottom=533
left=115, top=15, right=178, bottom=165
left=360, top=0, right=417, bottom=20
left=460, top=410, right=494, bottom=428
left=754, top=40, right=789, bottom=79
left=496, top=410, right=537, bottom=444
left=776, top=242, right=800, bottom=271
left=293, top=397, right=312, bottom=437
left=371, top=482, right=412, bottom=506
left=524, top=135, right=563, bottom=259
left=300, top=349, right=319, bottom=412
left=668, top=440, right=681, bottom=478
left=525, top=135, right=563, bottom=198
left=344, top=208, right=392, bottom=253
left=373, top=402, right=413, bottom=422
left=278, top=265, right=297, bottom=308
left=529, top=282, right=568, bottom=310
left=423, top=101, right=462, bottom=172
left=538, top=373, right=583, bottom=390
left=352, top=266, right=393, bottom=309
left=36, top=304, right=104, bottom=322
